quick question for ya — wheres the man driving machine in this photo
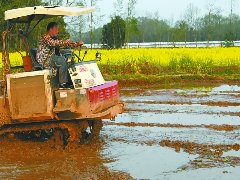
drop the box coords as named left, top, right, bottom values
left=36, top=22, right=83, bottom=88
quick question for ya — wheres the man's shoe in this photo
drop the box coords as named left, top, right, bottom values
left=69, top=84, right=74, bottom=89
left=66, top=82, right=74, bottom=89
left=59, top=83, right=68, bottom=88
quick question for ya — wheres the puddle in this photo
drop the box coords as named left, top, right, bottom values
left=103, top=125, right=240, bottom=145
left=223, top=150, right=240, bottom=157
left=212, top=85, right=240, bottom=93
left=126, top=103, right=240, bottom=115
left=103, top=142, right=197, bottom=179
left=110, top=112, right=240, bottom=126
left=122, top=85, right=240, bottom=104
left=105, top=85, right=240, bottom=178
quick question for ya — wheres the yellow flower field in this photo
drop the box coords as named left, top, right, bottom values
left=83, top=47, right=240, bottom=75
left=1, top=47, right=240, bottom=75
left=95, top=47, right=240, bottom=67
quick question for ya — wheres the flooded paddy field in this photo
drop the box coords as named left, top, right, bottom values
left=0, top=84, right=240, bottom=179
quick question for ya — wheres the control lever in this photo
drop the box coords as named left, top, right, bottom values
left=96, top=51, right=101, bottom=61
left=81, top=50, right=87, bottom=61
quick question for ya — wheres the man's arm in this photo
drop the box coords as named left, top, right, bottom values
left=43, top=34, right=70, bottom=47
left=69, top=41, right=84, bottom=48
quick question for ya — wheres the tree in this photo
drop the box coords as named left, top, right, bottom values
left=86, top=0, right=104, bottom=48
left=184, top=3, right=199, bottom=46
left=114, top=0, right=124, bottom=17
left=102, top=16, right=125, bottom=48
left=178, top=21, right=188, bottom=44
left=125, top=0, right=138, bottom=44
left=0, top=0, right=43, bottom=50
left=136, top=15, right=170, bottom=43
left=228, top=0, right=236, bottom=41
left=205, top=0, right=220, bottom=45
left=171, top=20, right=188, bottom=45
left=83, top=0, right=104, bottom=48
left=66, top=0, right=87, bottom=41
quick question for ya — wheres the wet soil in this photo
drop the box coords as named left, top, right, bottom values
left=113, top=74, right=240, bottom=89
left=0, top=137, right=132, bottom=179
left=0, top=84, right=240, bottom=179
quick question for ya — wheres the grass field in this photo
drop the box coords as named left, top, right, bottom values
left=1, top=47, right=240, bottom=86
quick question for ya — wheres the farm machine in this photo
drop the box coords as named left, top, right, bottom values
left=0, top=6, right=124, bottom=147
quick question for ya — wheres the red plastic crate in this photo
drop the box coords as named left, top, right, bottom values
left=87, top=81, right=119, bottom=105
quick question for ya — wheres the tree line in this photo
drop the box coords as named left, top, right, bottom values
left=1, top=0, right=240, bottom=50
left=76, top=2, right=240, bottom=48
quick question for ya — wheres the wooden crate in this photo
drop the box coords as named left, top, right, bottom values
left=6, top=70, right=55, bottom=121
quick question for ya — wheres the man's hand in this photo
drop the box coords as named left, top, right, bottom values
left=64, top=39, right=71, bottom=44
left=76, top=41, right=84, bottom=46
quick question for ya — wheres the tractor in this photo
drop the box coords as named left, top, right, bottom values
left=0, top=6, right=124, bottom=147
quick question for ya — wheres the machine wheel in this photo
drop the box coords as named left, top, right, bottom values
left=88, top=119, right=103, bottom=140
left=60, top=120, right=89, bottom=148
left=48, top=129, right=67, bottom=149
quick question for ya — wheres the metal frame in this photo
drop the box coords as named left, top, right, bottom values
left=7, top=14, right=47, bottom=37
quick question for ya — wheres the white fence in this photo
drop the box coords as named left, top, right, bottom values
left=84, top=41, right=240, bottom=49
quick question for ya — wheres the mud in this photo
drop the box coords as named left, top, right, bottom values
left=116, top=75, right=240, bottom=89
left=160, top=140, right=240, bottom=170
left=159, top=140, right=240, bottom=156
left=0, top=138, right=132, bottom=179
left=204, top=125, right=240, bottom=131
left=0, top=84, right=240, bottom=179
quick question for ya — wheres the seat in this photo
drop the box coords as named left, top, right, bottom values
left=29, top=48, right=44, bottom=71
left=29, top=48, right=73, bottom=88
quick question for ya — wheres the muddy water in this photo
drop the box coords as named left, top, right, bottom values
left=102, top=85, right=240, bottom=179
left=0, top=84, right=240, bottom=179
